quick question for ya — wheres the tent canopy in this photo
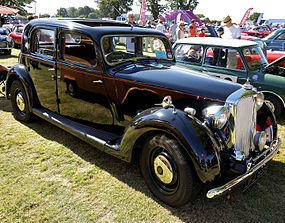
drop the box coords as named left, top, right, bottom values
left=160, top=9, right=202, bottom=26
left=0, top=5, right=19, bottom=14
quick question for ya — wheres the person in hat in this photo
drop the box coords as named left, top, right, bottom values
left=176, top=21, right=186, bottom=40
left=188, top=19, right=197, bottom=37
left=222, top=15, right=241, bottom=39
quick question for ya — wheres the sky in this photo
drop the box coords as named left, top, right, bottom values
left=27, top=0, right=283, bottom=23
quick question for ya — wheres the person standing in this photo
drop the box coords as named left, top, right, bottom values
left=176, top=21, right=186, bottom=40
left=156, top=20, right=166, bottom=33
left=169, top=20, right=177, bottom=42
left=222, top=15, right=241, bottom=39
left=188, top=19, right=197, bottom=37
left=222, top=15, right=241, bottom=69
left=127, top=12, right=138, bottom=26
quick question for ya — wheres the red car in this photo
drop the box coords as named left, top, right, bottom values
left=8, top=24, right=24, bottom=48
left=241, top=35, right=285, bottom=67
left=241, top=25, right=272, bottom=38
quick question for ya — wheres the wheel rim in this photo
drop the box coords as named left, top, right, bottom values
left=151, top=150, right=178, bottom=193
left=154, top=154, right=174, bottom=184
left=16, top=91, right=25, bottom=112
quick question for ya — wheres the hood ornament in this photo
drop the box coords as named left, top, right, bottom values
left=243, top=78, right=253, bottom=90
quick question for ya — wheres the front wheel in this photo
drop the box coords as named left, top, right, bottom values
left=264, top=94, right=283, bottom=120
left=140, top=134, right=198, bottom=207
left=10, top=80, right=32, bottom=122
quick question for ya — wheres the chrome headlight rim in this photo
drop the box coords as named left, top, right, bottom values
left=203, top=105, right=230, bottom=129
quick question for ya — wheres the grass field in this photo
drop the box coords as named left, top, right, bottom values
left=0, top=49, right=284, bottom=222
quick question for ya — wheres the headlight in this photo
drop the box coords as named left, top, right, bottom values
left=203, top=105, right=230, bottom=129
left=255, top=92, right=264, bottom=110
left=6, top=36, right=12, bottom=42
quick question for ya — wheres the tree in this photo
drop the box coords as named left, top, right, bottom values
left=165, top=0, right=199, bottom=11
left=39, top=13, right=50, bottom=18
left=0, top=0, right=35, bottom=15
left=147, top=0, right=166, bottom=20
left=67, top=7, right=77, bottom=18
left=56, top=8, right=68, bottom=17
left=96, top=0, right=133, bottom=19
left=88, top=10, right=103, bottom=19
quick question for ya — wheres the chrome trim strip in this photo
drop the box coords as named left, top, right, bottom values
left=206, top=138, right=281, bottom=199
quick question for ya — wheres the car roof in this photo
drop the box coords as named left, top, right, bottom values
left=27, top=18, right=166, bottom=38
left=175, top=37, right=258, bottom=48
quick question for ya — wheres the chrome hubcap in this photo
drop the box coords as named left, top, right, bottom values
left=153, top=154, right=174, bottom=184
left=16, top=92, right=25, bottom=112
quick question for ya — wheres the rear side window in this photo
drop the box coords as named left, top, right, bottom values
left=62, top=32, right=96, bottom=66
left=31, top=29, right=55, bottom=58
left=204, top=47, right=245, bottom=70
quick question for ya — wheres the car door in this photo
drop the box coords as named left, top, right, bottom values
left=201, top=46, right=247, bottom=83
left=26, top=27, right=58, bottom=113
left=57, top=31, right=114, bottom=125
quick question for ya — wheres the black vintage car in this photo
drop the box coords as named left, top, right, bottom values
left=0, top=18, right=281, bottom=207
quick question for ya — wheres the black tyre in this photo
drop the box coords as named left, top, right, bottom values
left=264, top=94, right=283, bottom=120
left=10, top=80, right=32, bottom=122
left=140, top=134, right=198, bottom=207
left=5, top=49, right=11, bottom=55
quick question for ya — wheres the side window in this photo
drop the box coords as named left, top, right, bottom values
left=276, top=32, right=285, bottom=41
left=62, top=33, right=96, bottom=66
left=31, top=29, right=55, bottom=58
left=204, top=47, right=245, bottom=70
left=174, top=44, right=203, bottom=64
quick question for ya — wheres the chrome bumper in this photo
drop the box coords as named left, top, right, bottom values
left=207, top=138, right=281, bottom=199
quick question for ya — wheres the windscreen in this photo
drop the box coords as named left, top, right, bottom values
left=101, top=35, right=174, bottom=65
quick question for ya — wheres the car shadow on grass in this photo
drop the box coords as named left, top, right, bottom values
left=1, top=98, right=285, bottom=223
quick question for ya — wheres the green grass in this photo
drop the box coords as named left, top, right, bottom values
left=0, top=49, right=285, bottom=222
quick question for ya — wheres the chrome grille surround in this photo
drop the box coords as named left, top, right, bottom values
left=226, top=88, right=257, bottom=157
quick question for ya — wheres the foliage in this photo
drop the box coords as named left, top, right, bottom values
left=248, top=12, right=261, bottom=22
left=56, top=8, right=68, bottom=18
left=165, top=0, right=199, bottom=11
left=0, top=0, right=34, bottom=15
left=55, top=6, right=102, bottom=19
left=96, top=0, right=133, bottom=20
left=39, top=14, right=51, bottom=18
left=147, top=0, right=166, bottom=20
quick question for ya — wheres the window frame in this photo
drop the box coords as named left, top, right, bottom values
left=30, top=27, right=56, bottom=59
left=59, top=30, right=98, bottom=68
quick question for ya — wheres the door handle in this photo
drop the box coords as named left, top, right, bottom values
left=92, top=80, right=103, bottom=84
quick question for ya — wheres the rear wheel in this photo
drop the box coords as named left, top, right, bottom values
left=140, top=134, right=198, bottom=207
left=10, top=80, right=32, bottom=122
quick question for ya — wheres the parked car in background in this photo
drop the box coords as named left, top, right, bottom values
left=0, top=18, right=281, bottom=207
left=8, top=24, right=24, bottom=48
left=241, top=35, right=285, bottom=67
left=241, top=25, right=272, bottom=38
left=0, top=27, right=14, bottom=55
left=262, top=28, right=285, bottom=51
left=173, top=37, right=285, bottom=119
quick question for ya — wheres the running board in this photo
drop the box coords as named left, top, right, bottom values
left=32, top=108, right=121, bottom=151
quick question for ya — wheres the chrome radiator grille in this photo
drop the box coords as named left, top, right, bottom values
left=233, top=95, right=256, bottom=156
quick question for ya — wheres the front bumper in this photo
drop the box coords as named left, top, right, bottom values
left=207, top=138, right=281, bottom=199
